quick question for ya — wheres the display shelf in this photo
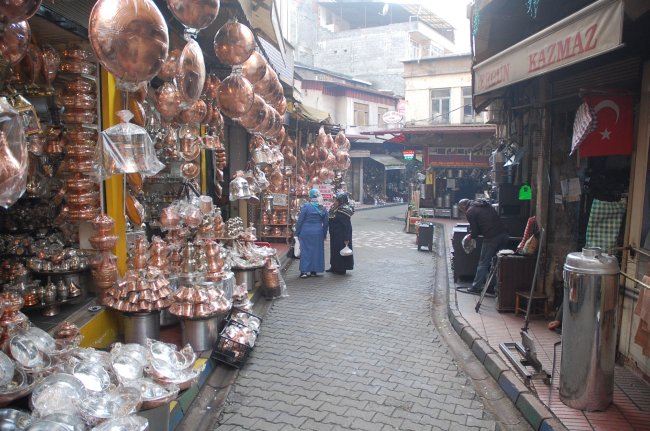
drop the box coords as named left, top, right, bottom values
left=22, top=292, right=85, bottom=311
left=30, top=267, right=89, bottom=277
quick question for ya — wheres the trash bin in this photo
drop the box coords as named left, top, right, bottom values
left=560, top=247, right=619, bottom=411
left=417, top=223, right=434, bottom=251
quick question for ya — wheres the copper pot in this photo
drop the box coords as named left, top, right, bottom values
left=176, top=39, right=206, bottom=107
left=213, top=21, right=255, bottom=66
left=89, top=234, right=118, bottom=251
left=181, top=162, right=200, bottom=179
left=238, top=95, right=268, bottom=131
left=157, top=48, right=180, bottom=81
left=88, top=0, right=169, bottom=86
left=92, top=213, right=115, bottom=233
left=241, top=51, right=267, bottom=84
left=63, top=48, right=93, bottom=61
left=178, top=99, right=207, bottom=125
left=216, top=73, right=254, bottom=119
left=0, top=0, right=40, bottom=24
left=203, top=73, right=221, bottom=100
left=0, top=21, right=31, bottom=65
left=168, top=0, right=219, bottom=31
left=66, top=174, right=97, bottom=193
left=154, top=82, right=182, bottom=121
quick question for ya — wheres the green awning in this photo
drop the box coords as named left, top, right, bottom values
left=369, top=155, right=405, bottom=170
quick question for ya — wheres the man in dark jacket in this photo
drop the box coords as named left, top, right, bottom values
left=458, top=198, right=510, bottom=293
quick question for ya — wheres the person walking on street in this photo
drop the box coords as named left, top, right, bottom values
left=327, top=192, right=354, bottom=275
left=458, top=198, right=509, bottom=294
left=295, top=189, right=328, bottom=278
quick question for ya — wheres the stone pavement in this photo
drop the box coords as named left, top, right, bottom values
left=185, top=206, right=531, bottom=430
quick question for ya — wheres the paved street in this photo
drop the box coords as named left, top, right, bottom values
left=215, top=206, right=530, bottom=430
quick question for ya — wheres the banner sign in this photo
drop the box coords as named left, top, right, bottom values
left=403, top=150, right=415, bottom=160
left=473, top=0, right=623, bottom=95
left=427, top=155, right=490, bottom=168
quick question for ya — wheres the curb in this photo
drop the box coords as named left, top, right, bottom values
left=436, top=222, right=569, bottom=431
left=354, top=203, right=408, bottom=211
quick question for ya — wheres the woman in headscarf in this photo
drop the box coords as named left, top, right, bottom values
left=327, top=192, right=354, bottom=275
left=295, top=188, right=329, bottom=278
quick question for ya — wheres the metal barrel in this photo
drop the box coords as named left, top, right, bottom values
left=560, top=247, right=619, bottom=411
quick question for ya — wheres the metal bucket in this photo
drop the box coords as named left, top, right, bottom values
left=560, top=247, right=619, bottom=411
left=159, top=308, right=178, bottom=327
left=452, top=204, right=459, bottom=219
left=444, top=194, right=451, bottom=208
left=123, top=311, right=161, bottom=345
left=234, top=268, right=256, bottom=292
left=435, top=196, right=443, bottom=207
left=181, top=313, right=226, bottom=351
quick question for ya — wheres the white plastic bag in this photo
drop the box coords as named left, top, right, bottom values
left=340, top=245, right=352, bottom=256
left=293, top=236, right=301, bottom=258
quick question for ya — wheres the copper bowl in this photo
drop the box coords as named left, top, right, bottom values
left=60, top=94, right=97, bottom=110
left=92, top=213, right=115, bottom=233
left=65, top=78, right=96, bottom=94
left=63, top=48, right=94, bottom=61
left=66, top=174, right=97, bottom=193
left=61, top=110, right=97, bottom=125
left=64, top=128, right=97, bottom=141
left=65, top=159, right=94, bottom=174
left=65, top=145, right=95, bottom=158
left=67, top=206, right=99, bottom=221
left=88, top=235, right=118, bottom=250
left=66, top=192, right=100, bottom=206
left=59, top=61, right=97, bottom=75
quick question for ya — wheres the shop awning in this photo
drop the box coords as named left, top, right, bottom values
left=369, top=155, right=406, bottom=171
left=239, top=0, right=286, bottom=58
left=291, top=102, right=332, bottom=124
left=473, top=0, right=624, bottom=96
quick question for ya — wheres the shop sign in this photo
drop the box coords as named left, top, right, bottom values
left=473, top=0, right=623, bottom=95
left=271, top=193, right=288, bottom=207
left=382, top=111, right=403, bottom=124
left=428, top=155, right=490, bottom=168
left=402, top=150, right=415, bottom=160
left=318, top=184, right=333, bottom=200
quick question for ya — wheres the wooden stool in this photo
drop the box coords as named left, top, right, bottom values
left=515, top=291, right=549, bottom=318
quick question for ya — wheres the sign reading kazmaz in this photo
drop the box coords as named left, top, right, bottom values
left=473, top=0, right=623, bottom=95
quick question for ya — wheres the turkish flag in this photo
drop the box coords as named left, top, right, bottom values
left=579, top=95, right=633, bottom=157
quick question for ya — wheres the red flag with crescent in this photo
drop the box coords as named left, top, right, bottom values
left=579, top=95, right=633, bottom=157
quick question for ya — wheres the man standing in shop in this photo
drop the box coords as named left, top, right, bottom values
left=458, top=198, right=510, bottom=294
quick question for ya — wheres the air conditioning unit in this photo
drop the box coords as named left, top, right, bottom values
left=485, top=100, right=504, bottom=124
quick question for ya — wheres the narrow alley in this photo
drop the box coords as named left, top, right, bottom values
left=209, top=206, right=530, bottom=430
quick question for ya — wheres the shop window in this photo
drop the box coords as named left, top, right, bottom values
left=378, top=107, right=388, bottom=127
left=431, top=89, right=450, bottom=124
left=354, top=102, right=369, bottom=126
left=462, top=87, right=475, bottom=123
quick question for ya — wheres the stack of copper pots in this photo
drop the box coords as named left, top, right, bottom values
left=103, top=268, right=173, bottom=313
left=168, top=282, right=231, bottom=319
left=89, top=214, right=119, bottom=305
left=170, top=281, right=232, bottom=352
left=59, top=50, right=100, bottom=223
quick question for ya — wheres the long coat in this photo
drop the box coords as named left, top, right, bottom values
left=295, top=203, right=328, bottom=273
left=328, top=207, right=354, bottom=274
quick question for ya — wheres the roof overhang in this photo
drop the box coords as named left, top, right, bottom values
left=369, top=154, right=406, bottom=170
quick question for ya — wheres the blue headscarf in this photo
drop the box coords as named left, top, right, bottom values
left=308, top=189, right=322, bottom=209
